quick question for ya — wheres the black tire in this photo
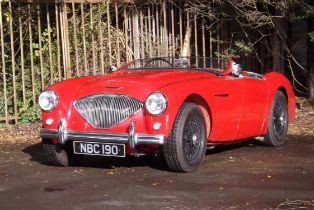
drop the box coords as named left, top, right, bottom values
left=263, top=91, right=288, bottom=147
left=42, top=143, right=83, bottom=167
left=164, top=103, right=207, bottom=172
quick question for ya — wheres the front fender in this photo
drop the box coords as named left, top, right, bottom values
left=144, top=78, right=212, bottom=138
left=42, top=76, right=99, bottom=130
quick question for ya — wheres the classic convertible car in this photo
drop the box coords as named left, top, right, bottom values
left=39, top=57, right=295, bottom=172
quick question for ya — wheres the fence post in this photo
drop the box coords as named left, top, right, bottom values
left=162, top=0, right=168, bottom=57
left=9, top=1, right=18, bottom=123
left=55, top=4, right=62, bottom=81
left=65, top=3, right=71, bottom=78
left=28, top=5, right=36, bottom=104
left=37, top=4, right=44, bottom=90
left=99, top=5, right=105, bottom=74
left=179, top=3, right=183, bottom=55
left=194, top=12, right=198, bottom=65
left=171, top=3, right=175, bottom=57
left=0, top=1, right=8, bottom=124
left=60, top=3, right=66, bottom=77
left=46, top=3, right=54, bottom=84
left=210, top=29, right=213, bottom=67
left=80, top=3, right=88, bottom=75
left=123, top=8, right=129, bottom=62
left=106, top=1, right=112, bottom=66
left=202, top=18, right=205, bottom=67
left=60, top=2, right=71, bottom=78
left=115, top=0, right=120, bottom=66
left=132, top=10, right=138, bottom=60
left=71, top=1, right=79, bottom=76
left=217, top=31, right=220, bottom=67
left=18, top=4, right=26, bottom=105
left=156, top=4, right=160, bottom=57
left=140, top=9, right=144, bottom=59
left=90, top=3, right=96, bottom=74
left=148, top=5, right=152, bottom=57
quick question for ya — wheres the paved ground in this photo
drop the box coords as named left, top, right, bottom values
left=0, top=134, right=313, bottom=210
left=0, top=99, right=313, bottom=210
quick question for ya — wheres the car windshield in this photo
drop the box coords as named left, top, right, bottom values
left=122, top=57, right=230, bottom=75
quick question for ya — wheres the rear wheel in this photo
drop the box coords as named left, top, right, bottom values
left=263, top=91, right=288, bottom=147
left=164, top=103, right=207, bottom=172
left=42, top=142, right=83, bottom=166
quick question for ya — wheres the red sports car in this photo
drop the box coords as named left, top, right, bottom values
left=39, top=57, right=295, bottom=172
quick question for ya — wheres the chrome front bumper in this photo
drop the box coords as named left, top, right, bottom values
left=40, top=120, right=166, bottom=149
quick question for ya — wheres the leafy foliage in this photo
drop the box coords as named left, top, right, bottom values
left=309, top=31, right=314, bottom=43
left=19, top=105, right=41, bottom=124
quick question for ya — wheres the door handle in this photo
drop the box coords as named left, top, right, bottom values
left=214, top=93, right=229, bottom=97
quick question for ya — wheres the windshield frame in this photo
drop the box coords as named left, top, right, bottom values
left=120, top=57, right=231, bottom=76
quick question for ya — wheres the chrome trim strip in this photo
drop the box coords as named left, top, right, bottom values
left=40, top=128, right=166, bottom=148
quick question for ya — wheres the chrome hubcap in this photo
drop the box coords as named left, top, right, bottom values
left=192, top=134, right=197, bottom=145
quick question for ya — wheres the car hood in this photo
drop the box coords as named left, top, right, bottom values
left=58, top=69, right=217, bottom=102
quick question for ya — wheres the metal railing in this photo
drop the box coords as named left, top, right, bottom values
left=0, top=0, right=226, bottom=124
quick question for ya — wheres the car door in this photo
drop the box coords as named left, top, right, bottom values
left=236, top=77, right=269, bottom=138
left=208, top=76, right=245, bottom=141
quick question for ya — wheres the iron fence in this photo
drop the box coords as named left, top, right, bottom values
left=0, top=0, right=227, bottom=124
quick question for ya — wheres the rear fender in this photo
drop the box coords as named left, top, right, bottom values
left=261, top=72, right=296, bottom=134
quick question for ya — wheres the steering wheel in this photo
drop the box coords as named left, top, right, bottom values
left=144, top=58, right=173, bottom=67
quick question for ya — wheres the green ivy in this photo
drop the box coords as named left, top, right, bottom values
left=309, top=31, right=314, bottom=43
left=18, top=105, right=42, bottom=124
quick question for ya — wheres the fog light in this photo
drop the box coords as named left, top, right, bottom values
left=46, top=118, right=54, bottom=126
left=153, top=122, right=161, bottom=130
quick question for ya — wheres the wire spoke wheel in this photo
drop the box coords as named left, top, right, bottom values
left=164, top=103, right=207, bottom=172
left=263, top=91, right=288, bottom=147
left=273, top=100, right=287, bottom=139
left=183, top=115, right=202, bottom=161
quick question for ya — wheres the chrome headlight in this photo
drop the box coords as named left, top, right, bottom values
left=38, top=90, right=58, bottom=111
left=145, top=92, right=167, bottom=115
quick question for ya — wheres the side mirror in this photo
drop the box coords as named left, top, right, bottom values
left=231, top=61, right=242, bottom=77
left=108, top=65, right=117, bottom=73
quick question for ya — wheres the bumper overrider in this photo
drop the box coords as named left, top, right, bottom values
left=40, top=119, right=166, bottom=149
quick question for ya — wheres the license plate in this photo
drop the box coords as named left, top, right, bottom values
left=73, top=141, right=125, bottom=157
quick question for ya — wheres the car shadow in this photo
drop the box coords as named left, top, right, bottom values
left=206, top=138, right=263, bottom=155
left=22, top=143, right=47, bottom=165
left=22, top=138, right=264, bottom=172
left=22, top=143, right=169, bottom=171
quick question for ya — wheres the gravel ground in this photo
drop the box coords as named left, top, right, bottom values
left=0, top=98, right=313, bottom=210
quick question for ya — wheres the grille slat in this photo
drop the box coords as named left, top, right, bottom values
left=74, top=94, right=143, bottom=129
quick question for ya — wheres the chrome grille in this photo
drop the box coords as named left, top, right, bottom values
left=74, top=94, right=143, bottom=129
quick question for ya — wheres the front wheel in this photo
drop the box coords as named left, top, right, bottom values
left=164, top=103, right=207, bottom=172
left=263, top=91, right=288, bottom=147
left=42, top=142, right=83, bottom=166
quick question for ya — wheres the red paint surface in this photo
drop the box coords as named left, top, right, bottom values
left=42, top=61, right=295, bottom=150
